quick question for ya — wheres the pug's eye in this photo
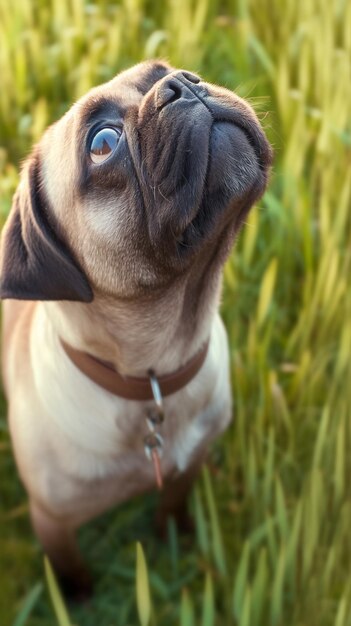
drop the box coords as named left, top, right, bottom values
left=89, top=127, right=121, bottom=164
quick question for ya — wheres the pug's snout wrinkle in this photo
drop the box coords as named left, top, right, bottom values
left=155, top=71, right=204, bottom=109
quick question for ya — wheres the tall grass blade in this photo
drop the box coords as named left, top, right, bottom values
left=201, top=571, right=215, bottom=626
left=256, top=258, right=277, bottom=328
left=233, top=541, right=250, bottom=620
left=180, top=588, right=195, bottom=626
left=203, top=466, right=227, bottom=575
left=43, top=557, right=71, bottom=626
left=136, top=542, right=151, bottom=626
left=12, top=582, right=43, bottom=626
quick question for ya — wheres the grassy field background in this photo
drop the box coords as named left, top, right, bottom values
left=0, top=0, right=350, bottom=624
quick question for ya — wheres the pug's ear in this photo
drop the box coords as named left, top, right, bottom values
left=0, top=151, right=93, bottom=302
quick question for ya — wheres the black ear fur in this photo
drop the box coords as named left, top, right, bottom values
left=0, top=152, right=93, bottom=302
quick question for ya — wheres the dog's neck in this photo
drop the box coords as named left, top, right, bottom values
left=42, top=274, right=222, bottom=377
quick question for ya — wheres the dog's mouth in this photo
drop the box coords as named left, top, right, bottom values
left=135, top=71, right=272, bottom=262
left=175, top=120, right=267, bottom=252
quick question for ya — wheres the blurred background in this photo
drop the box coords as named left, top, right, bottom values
left=0, top=0, right=350, bottom=624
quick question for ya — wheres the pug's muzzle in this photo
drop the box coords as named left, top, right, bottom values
left=129, top=70, right=272, bottom=260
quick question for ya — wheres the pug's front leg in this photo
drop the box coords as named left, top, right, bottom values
left=30, top=500, right=93, bottom=601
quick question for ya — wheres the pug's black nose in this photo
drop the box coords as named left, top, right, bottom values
left=156, top=71, right=201, bottom=109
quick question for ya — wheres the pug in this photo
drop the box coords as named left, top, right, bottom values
left=0, top=61, right=272, bottom=597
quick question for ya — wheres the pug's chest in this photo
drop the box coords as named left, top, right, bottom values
left=30, top=310, right=232, bottom=513
left=35, top=347, right=230, bottom=482
left=42, top=393, right=230, bottom=521
left=118, top=398, right=224, bottom=473
left=65, top=391, right=228, bottom=481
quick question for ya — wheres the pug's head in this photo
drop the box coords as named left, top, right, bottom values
left=0, top=61, right=272, bottom=302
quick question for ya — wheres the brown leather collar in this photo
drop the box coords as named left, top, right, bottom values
left=60, top=338, right=209, bottom=401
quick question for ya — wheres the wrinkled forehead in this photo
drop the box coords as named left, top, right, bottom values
left=76, top=60, right=173, bottom=120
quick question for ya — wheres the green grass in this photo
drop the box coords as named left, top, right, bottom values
left=0, top=0, right=351, bottom=624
